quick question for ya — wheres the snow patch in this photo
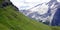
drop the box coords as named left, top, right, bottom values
left=10, top=0, right=50, bottom=10
left=57, top=0, right=60, bottom=2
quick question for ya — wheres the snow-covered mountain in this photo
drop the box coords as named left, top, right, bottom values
left=10, top=0, right=60, bottom=26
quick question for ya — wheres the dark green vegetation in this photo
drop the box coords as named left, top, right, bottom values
left=0, top=0, right=60, bottom=30
left=0, top=0, right=3, bottom=4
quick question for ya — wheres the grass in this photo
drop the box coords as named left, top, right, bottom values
left=0, top=0, right=60, bottom=30
left=0, top=5, right=52, bottom=30
left=51, top=26, right=60, bottom=30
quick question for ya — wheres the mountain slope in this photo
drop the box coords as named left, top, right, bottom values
left=0, top=5, right=52, bottom=30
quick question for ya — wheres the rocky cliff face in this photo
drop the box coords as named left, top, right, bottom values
left=51, top=3, right=60, bottom=26
left=0, top=0, right=11, bottom=8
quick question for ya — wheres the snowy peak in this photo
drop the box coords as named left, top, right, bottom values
left=10, top=0, right=51, bottom=10
left=10, top=0, right=60, bottom=25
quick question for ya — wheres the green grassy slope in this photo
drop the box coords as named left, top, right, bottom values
left=51, top=26, right=60, bottom=30
left=0, top=5, right=52, bottom=30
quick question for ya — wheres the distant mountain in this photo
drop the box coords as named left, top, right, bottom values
left=20, top=0, right=60, bottom=25
left=10, top=0, right=60, bottom=26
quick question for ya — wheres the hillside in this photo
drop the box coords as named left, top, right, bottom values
left=0, top=5, right=52, bottom=30
left=0, top=0, right=60, bottom=30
